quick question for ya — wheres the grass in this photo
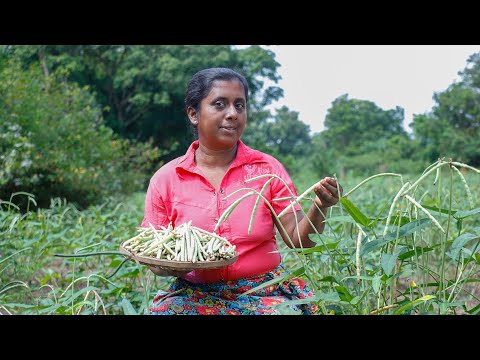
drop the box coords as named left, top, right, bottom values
left=0, top=192, right=171, bottom=315
left=276, top=159, right=480, bottom=314
left=1, top=160, right=479, bottom=315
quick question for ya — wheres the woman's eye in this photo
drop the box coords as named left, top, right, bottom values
left=235, top=103, right=245, bottom=110
left=215, top=101, right=225, bottom=108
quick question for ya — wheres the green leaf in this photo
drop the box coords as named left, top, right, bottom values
left=398, top=245, right=437, bottom=260
left=120, top=298, right=138, bottom=315
left=393, top=295, right=436, bottom=314
left=454, top=207, right=480, bottom=220
left=73, top=300, right=97, bottom=313
left=372, top=275, right=381, bottom=293
left=438, top=300, right=466, bottom=311
left=385, top=218, right=432, bottom=241
left=353, top=288, right=371, bottom=308
left=39, top=273, right=52, bottom=286
left=60, top=286, right=98, bottom=305
left=324, top=215, right=358, bottom=224
left=387, top=215, right=411, bottom=227
left=421, top=204, right=458, bottom=216
left=274, top=296, right=319, bottom=315
left=335, top=285, right=353, bottom=302
left=381, top=254, right=397, bottom=276
left=317, top=275, right=340, bottom=284
left=350, top=296, right=361, bottom=305
left=339, top=197, right=371, bottom=227
left=372, top=215, right=410, bottom=226
left=456, top=218, right=463, bottom=233
left=239, top=267, right=305, bottom=296
left=300, top=240, right=340, bottom=254
left=316, top=292, right=341, bottom=302
left=449, top=233, right=480, bottom=260
left=381, top=247, right=407, bottom=276
left=274, top=303, right=302, bottom=315
left=361, top=237, right=393, bottom=256
left=361, top=219, right=431, bottom=256
left=467, top=303, right=480, bottom=315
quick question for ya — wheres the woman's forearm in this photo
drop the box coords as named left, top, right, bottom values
left=291, top=201, right=328, bottom=248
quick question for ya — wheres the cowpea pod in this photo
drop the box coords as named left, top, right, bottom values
left=122, top=221, right=236, bottom=262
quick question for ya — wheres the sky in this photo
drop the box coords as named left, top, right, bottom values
left=259, top=45, right=480, bottom=134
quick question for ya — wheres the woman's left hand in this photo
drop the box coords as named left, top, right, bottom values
left=313, top=177, right=343, bottom=208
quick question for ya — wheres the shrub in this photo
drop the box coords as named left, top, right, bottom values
left=0, top=59, right=162, bottom=209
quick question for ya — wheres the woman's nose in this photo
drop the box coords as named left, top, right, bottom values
left=225, top=104, right=238, bottom=119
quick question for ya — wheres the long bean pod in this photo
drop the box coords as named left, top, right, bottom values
left=122, top=222, right=236, bottom=262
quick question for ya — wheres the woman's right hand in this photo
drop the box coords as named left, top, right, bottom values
left=148, top=266, right=191, bottom=278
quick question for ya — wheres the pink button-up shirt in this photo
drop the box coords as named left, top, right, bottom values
left=141, top=139, right=301, bottom=283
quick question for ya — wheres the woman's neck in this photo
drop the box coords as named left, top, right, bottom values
left=195, top=142, right=238, bottom=169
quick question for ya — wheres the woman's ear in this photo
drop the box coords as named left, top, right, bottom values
left=187, top=107, right=198, bottom=125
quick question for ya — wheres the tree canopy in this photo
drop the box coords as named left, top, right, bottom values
left=323, top=94, right=407, bottom=156
left=7, top=45, right=284, bottom=161
left=2, top=45, right=479, bottom=208
left=412, top=52, right=480, bottom=166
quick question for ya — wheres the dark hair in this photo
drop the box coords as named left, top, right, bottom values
left=185, top=67, right=249, bottom=137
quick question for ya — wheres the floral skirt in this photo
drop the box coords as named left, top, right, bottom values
left=150, top=265, right=319, bottom=315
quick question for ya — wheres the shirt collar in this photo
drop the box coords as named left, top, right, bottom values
left=175, top=139, right=265, bottom=174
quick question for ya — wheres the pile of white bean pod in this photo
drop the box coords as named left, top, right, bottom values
left=122, top=221, right=236, bottom=262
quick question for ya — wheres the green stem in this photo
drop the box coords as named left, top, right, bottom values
left=450, top=239, right=480, bottom=304
left=440, top=167, right=453, bottom=304
left=389, top=200, right=405, bottom=305
left=411, top=232, right=426, bottom=298
left=447, top=258, right=465, bottom=304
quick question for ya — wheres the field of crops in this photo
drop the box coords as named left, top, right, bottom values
left=1, top=160, right=479, bottom=315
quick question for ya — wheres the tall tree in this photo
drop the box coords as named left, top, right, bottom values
left=323, top=94, right=406, bottom=156
left=243, top=106, right=312, bottom=173
left=262, top=106, right=311, bottom=157
left=6, top=45, right=283, bottom=161
left=310, top=94, right=410, bottom=176
left=412, top=52, right=480, bottom=166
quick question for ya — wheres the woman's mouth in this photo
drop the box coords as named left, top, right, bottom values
left=220, top=126, right=237, bottom=132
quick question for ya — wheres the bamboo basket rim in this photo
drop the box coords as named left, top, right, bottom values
left=119, top=242, right=238, bottom=271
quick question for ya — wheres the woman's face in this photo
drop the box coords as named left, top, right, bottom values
left=189, top=79, right=247, bottom=150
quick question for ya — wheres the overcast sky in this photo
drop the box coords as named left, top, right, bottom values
left=260, top=45, right=480, bottom=134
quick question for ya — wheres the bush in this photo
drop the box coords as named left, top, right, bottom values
left=0, top=59, right=162, bottom=209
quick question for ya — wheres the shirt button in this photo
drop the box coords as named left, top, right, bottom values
left=213, top=191, right=216, bottom=195
left=214, top=218, right=218, bottom=223
left=220, top=189, right=225, bottom=194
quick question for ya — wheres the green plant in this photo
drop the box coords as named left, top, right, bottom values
left=218, top=159, right=480, bottom=315
left=0, top=58, right=162, bottom=209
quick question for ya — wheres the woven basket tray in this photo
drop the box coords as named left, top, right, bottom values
left=119, top=242, right=238, bottom=271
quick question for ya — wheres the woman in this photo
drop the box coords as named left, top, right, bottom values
left=142, top=67, right=342, bottom=315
